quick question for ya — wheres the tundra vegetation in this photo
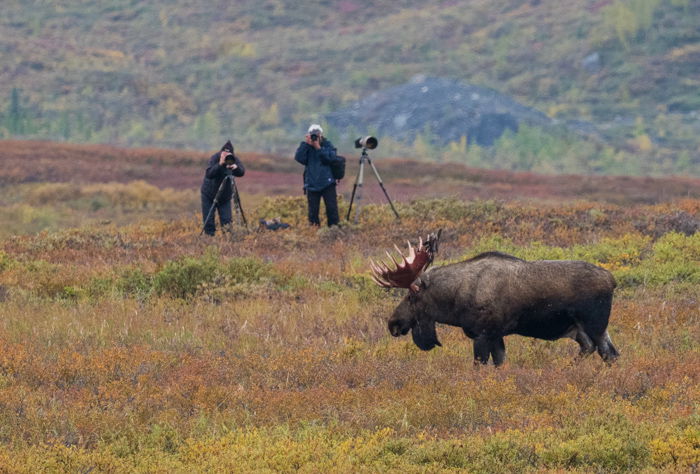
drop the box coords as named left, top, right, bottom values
left=0, top=143, right=698, bottom=472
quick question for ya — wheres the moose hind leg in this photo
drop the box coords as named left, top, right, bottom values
left=595, top=331, right=619, bottom=363
left=575, top=328, right=596, bottom=359
left=577, top=297, right=618, bottom=363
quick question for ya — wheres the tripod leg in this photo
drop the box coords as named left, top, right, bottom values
left=352, top=157, right=366, bottom=224
left=346, top=183, right=357, bottom=221
left=201, top=179, right=229, bottom=235
left=201, top=201, right=217, bottom=235
left=230, top=177, right=248, bottom=229
left=346, top=160, right=363, bottom=221
left=235, top=193, right=248, bottom=228
left=367, top=158, right=400, bottom=220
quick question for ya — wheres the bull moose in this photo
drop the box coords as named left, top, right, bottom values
left=370, top=231, right=619, bottom=365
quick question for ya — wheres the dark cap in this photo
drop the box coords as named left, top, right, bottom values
left=221, top=140, right=234, bottom=154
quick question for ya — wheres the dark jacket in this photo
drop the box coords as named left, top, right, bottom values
left=294, top=139, right=339, bottom=192
left=200, top=152, right=245, bottom=200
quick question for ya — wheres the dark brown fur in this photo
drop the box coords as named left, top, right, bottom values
left=388, top=252, right=619, bottom=365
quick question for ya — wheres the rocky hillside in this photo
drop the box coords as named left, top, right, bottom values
left=326, top=76, right=555, bottom=147
left=1, top=0, right=699, bottom=175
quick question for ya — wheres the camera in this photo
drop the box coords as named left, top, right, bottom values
left=354, top=136, right=378, bottom=150
left=310, top=133, right=319, bottom=142
left=224, top=153, right=236, bottom=166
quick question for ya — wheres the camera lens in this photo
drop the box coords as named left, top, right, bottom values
left=310, top=133, right=319, bottom=141
left=224, top=154, right=235, bottom=165
left=354, top=136, right=378, bottom=149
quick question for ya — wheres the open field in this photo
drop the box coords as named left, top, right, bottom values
left=0, top=140, right=698, bottom=471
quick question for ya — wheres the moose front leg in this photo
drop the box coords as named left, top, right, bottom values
left=473, top=335, right=506, bottom=366
left=490, top=337, right=506, bottom=366
left=473, top=336, right=489, bottom=365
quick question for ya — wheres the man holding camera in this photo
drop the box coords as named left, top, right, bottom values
left=201, top=140, right=245, bottom=236
left=294, top=124, right=341, bottom=227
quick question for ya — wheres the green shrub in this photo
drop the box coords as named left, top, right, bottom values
left=650, top=426, right=700, bottom=469
left=343, top=274, right=387, bottom=303
left=571, top=234, right=651, bottom=265
left=58, top=285, right=84, bottom=301
left=474, top=435, right=538, bottom=472
left=85, top=276, right=114, bottom=299
left=541, top=428, right=649, bottom=471
left=116, top=267, right=153, bottom=298
left=461, top=232, right=698, bottom=288
left=153, top=254, right=220, bottom=299
left=461, top=234, right=520, bottom=260
left=401, top=198, right=504, bottom=222
left=652, top=231, right=700, bottom=261
left=224, top=257, right=271, bottom=285
left=615, top=232, right=700, bottom=286
left=152, top=252, right=276, bottom=299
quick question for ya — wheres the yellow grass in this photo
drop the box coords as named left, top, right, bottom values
left=0, top=187, right=698, bottom=471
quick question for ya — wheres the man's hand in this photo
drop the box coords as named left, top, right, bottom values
left=220, top=152, right=238, bottom=170
left=304, top=134, right=321, bottom=150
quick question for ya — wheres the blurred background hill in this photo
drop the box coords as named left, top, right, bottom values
left=1, top=0, right=699, bottom=175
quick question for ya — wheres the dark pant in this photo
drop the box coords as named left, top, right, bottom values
left=307, top=184, right=339, bottom=226
left=201, top=193, right=232, bottom=235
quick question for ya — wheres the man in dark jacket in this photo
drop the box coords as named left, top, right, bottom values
left=201, top=140, right=245, bottom=236
left=294, top=124, right=341, bottom=226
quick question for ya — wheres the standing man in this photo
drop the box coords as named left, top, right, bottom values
left=201, top=140, right=245, bottom=236
left=294, top=124, right=341, bottom=227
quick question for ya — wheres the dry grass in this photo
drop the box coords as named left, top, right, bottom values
left=0, top=143, right=698, bottom=470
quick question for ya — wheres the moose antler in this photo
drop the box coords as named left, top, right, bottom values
left=370, top=231, right=441, bottom=293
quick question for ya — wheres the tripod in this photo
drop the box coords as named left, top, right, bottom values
left=346, top=148, right=400, bottom=224
left=201, top=170, right=248, bottom=235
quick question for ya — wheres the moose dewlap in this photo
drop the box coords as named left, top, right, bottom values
left=371, top=232, right=619, bottom=366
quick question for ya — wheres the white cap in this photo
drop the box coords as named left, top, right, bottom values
left=307, top=123, right=323, bottom=134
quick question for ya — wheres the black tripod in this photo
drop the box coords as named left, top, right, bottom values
left=346, top=148, right=400, bottom=224
left=201, top=170, right=248, bottom=235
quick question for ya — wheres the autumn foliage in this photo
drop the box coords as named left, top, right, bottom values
left=0, top=141, right=698, bottom=471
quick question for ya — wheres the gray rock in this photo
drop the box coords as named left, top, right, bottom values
left=325, top=76, right=553, bottom=147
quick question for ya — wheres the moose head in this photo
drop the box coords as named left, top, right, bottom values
left=370, top=230, right=442, bottom=350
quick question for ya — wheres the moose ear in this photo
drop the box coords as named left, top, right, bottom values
left=411, top=319, right=441, bottom=351
left=408, top=278, right=428, bottom=303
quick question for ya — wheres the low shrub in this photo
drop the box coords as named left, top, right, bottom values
left=153, top=255, right=219, bottom=299
left=152, top=251, right=278, bottom=299
left=460, top=232, right=698, bottom=288
left=541, top=428, right=649, bottom=471
left=650, top=426, right=700, bottom=469
left=400, top=198, right=504, bottom=222
left=343, top=273, right=389, bottom=303
left=616, top=232, right=700, bottom=286
left=116, top=267, right=153, bottom=299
